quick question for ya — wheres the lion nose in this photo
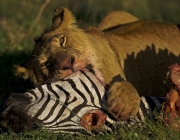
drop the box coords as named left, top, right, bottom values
left=55, top=55, right=75, bottom=70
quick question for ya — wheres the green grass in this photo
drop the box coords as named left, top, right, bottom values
left=1, top=121, right=180, bottom=140
left=1, top=0, right=180, bottom=139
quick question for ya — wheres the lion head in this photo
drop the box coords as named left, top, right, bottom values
left=14, top=7, right=96, bottom=85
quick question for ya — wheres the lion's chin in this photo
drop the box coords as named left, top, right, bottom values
left=55, top=69, right=74, bottom=81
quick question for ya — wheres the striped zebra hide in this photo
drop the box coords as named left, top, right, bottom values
left=0, top=69, right=165, bottom=134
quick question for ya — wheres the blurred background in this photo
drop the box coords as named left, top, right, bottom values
left=1, top=0, right=180, bottom=54
left=0, top=0, right=180, bottom=112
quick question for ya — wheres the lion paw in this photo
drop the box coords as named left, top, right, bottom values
left=106, top=81, right=140, bottom=120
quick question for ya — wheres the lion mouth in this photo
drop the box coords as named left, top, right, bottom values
left=44, top=54, right=88, bottom=83
left=51, top=53, right=75, bottom=71
left=59, top=55, right=75, bottom=71
left=45, top=64, right=94, bottom=84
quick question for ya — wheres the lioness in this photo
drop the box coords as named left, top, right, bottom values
left=15, top=7, right=180, bottom=120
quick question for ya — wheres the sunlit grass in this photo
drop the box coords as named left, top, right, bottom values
left=1, top=119, right=180, bottom=140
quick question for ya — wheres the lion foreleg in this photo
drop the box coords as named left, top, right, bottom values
left=106, top=81, right=140, bottom=120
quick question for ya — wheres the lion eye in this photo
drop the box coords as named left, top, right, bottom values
left=60, top=36, right=66, bottom=47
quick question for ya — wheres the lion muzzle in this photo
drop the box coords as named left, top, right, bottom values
left=52, top=52, right=75, bottom=71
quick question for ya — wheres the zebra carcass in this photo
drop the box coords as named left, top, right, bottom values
left=0, top=69, right=166, bottom=134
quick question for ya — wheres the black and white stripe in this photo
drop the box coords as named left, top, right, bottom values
left=1, top=69, right=165, bottom=134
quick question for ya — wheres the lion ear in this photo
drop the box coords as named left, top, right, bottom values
left=14, top=65, right=31, bottom=80
left=52, top=7, right=77, bottom=30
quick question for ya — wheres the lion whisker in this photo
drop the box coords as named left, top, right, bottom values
left=45, top=76, right=56, bottom=84
left=22, top=58, right=38, bottom=66
left=31, top=54, right=40, bottom=58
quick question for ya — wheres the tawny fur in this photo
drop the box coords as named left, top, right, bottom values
left=98, top=10, right=138, bottom=30
left=14, top=7, right=180, bottom=120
